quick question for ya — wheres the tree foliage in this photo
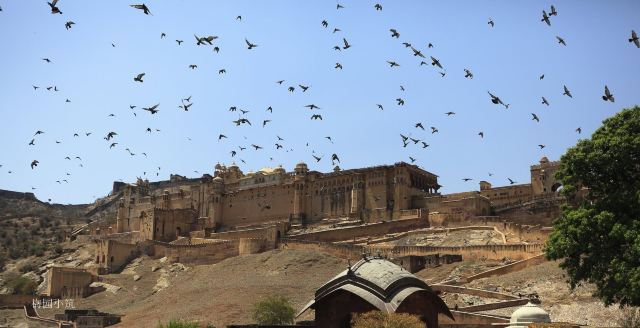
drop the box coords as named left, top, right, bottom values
left=351, top=311, right=424, bottom=328
left=251, top=295, right=295, bottom=325
left=6, top=275, right=38, bottom=295
left=546, top=106, right=640, bottom=306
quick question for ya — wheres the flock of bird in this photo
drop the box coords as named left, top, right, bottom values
left=1, top=1, right=638, bottom=202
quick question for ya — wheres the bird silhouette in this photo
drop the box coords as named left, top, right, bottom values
left=311, top=114, right=323, bottom=120
left=143, top=104, right=160, bottom=114
left=176, top=40, right=183, bottom=45
left=299, top=84, right=310, bottom=92
left=134, top=73, right=145, bottom=83
left=387, top=61, right=400, bottom=67
left=630, top=30, right=639, bottom=48
left=430, top=56, right=443, bottom=69
left=312, top=155, right=322, bottom=162
left=463, top=178, right=473, bottom=182
left=410, top=47, right=425, bottom=58
left=322, top=20, right=328, bottom=28
left=541, top=97, right=550, bottom=106
left=556, top=36, right=566, bottom=46
left=409, top=157, right=417, bottom=163
left=305, top=104, right=320, bottom=110
left=445, top=112, right=455, bottom=116
left=28, top=139, right=35, bottom=146
left=390, top=29, right=400, bottom=38
left=263, top=120, right=271, bottom=127
left=331, top=154, right=340, bottom=164
left=194, top=34, right=217, bottom=45
left=576, top=127, right=582, bottom=134
left=130, top=4, right=151, bottom=15
left=464, top=69, right=473, bottom=79
left=550, top=5, right=558, bottom=16
left=541, top=10, right=551, bottom=26
left=602, top=85, right=614, bottom=102
left=336, top=3, right=344, bottom=9
left=421, top=142, right=429, bottom=148
left=48, top=0, right=62, bottom=14
left=531, top=113, right=540, bottom=122
left=218, top=134, right=227, bottom=140
left=31, top=160, right=39, bottom=169
left=415, top=123, right=425, bottom=130
left=251, top=144, right=262, bottom=150
left=431, top=127, right=439, bottom=134
left=538, top=144, right=546, bottom=149
left=342, top=38, right=351, bottom=49
left=189, top=64, right=198, bottom=69
left=508, top=178, right=516, bottom=185
left=478, top=132, right=484, bottom=138
left=65, top=21, right=75, bottom=30
left=396, top=98, right=405, bottom=106
left=335, top=63, right=343, bottom=69
left=377, top=104, right=384, bottom=110
left=488, top=18, right=494, bottom=27
left=563, top=85, right=572, bottom=98
left=245, top=38, right=258, bottom=49
left=374, top=3, right=382, bottom=10
left=219, top=69, right=226, bottom=74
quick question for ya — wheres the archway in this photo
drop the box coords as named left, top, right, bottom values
left=551, top=182, right=563, bottom=193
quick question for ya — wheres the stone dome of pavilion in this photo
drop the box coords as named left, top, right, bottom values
left=507, top=302, right=551, bottom=328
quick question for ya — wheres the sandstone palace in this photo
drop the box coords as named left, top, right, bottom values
left=111, top=161, right=440, bottom=239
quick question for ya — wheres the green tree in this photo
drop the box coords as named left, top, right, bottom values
left=6, top=275, right=38, bottom=295
left=351, top=311, right=424, bottom=328
left=545, top=106, right=640, bottom=306
left=251, top=295, right=296, bottom=325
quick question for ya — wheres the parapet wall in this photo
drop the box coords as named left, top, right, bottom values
left=289, top=217, right=428, bottom=242
left=46, top=267, right=97, bottom=298
left=162, top=240, right=240, bottom=265
left=282, top=239, right=542, bottom=261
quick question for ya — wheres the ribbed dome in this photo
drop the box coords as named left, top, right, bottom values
left=508, top=302, right=551, bottom=327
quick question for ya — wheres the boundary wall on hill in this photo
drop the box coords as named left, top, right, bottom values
left=288, top=217, right=428, bottom=242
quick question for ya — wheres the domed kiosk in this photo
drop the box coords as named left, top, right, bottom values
left=297, top=256, right=453, bottom=328
left=507, top=302, right=551, bottom=328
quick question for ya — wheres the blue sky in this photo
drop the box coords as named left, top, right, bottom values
left=0, top=1, right=638, bottom=204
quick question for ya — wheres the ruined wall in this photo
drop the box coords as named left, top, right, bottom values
left=207, top=223, right=286, bottom=248
left=480, top=183, right=532, bottom=209
left=162, top=240, right=239, bottom=265
left=238, top=238, right=268, bottom=255
left=282, top=239, right=365, bottom=260
left=289, top=216, right=428, bottom=242
left=366, top=243, right=544, bottom=261
left=460, top=254, right=547, bottom=283
left=95, top=239, right=138, bottom=273
left=46, top=267, right=96, bottom=298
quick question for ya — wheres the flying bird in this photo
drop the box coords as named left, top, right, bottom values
left=160, top=33, right=166, bottom=38
left=387, top=61, right=400, bottom=67
left=396, top=98, right=405, bottom=106
left=299, top=84, right=310, bottom=92
left=305, top=104, right=320, bottom=110
left=311, top=114, right=323, bottom=120
left=321, top=20, right=328, bottom=27
left=550, top=5, right=558, bottom=16
left=430, top=56, right=443, bottom=69
left=488, top=18, right=494, bottom=27
left=538, top=144, right=546, bottom=149
left=251, top=144, right=262, bottom=150
left=488, top=91, right=506, bottom=107
left=218, top=134, right=227, bottom=140
left=445, top=112, right=455, bottom=116
left=541, top=97, right=549, bottom=106
left=28, top=139, right=35, bottom=146
left=463, top=178, right=473, bottom=182
left=464, top=69, right=473, bottom=79
left=331, top=154, right=340, bottom=164
left=410, top=47, right=425, bottom=58
left=563, top=85, right=572, bottom=98
left=245, top=38, right=258, bottom=49
left=143, top=104, right=160, bottom=114
left=508, top=178, right=516, bottom=185
left=48, top=0, right=62, bottom=14
left=176, top=40, right=183, bottom=45
left=431, top=127, right=439, bottom=134
left=262, top=120, right=271, bottom=127
left=189, top=64, right=198, bottom=69
left=630, top=30, right=639, bottom=48
left=194, top=34, right=217, bottom=45
left=110, top=143, right=117, bottom=148
left=130, top=4, right=151, bottom=15
left=602, top=85, right=614, bottom=102
left=556, top=36, right=566, bottom=46
left=377, top=104, right=384, bottom=110
left=342, top=38, right=351, bottom=49
left=312, top=155, right=322, bottom=162
left=531, top=113, right=540, bottom=122
left=335, top=63, right=343, bottom=69
left=374, top=3, right=382, bottom=10
left=576, top=127, right=582, bottom=134
left=415, top=122, right=425, bottom=130
left=390, top=29, right=400, bottom=38
left=478, top=132, right=484, bottom=138
left=31, top=160, right=39, bottom=169
left=133, top=73, right=145, bottom=83
left=65, top=21, right=75, bottom=30
left=336, top=3, right=344, bottom=9
left=541, top=10, right=551, bottom=26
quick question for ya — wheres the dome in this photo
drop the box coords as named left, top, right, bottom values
left=508, top=302, right=551, bottom=328
left=296, top=161, right=307, bottom=167
left=540, top=156, right=549, bottom=164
